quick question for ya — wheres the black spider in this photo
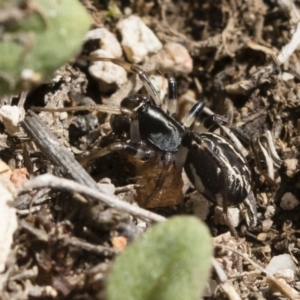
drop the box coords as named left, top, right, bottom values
left=82, top=58, right=257, bottom=230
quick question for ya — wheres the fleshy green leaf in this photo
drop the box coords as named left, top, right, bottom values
left=107, top=216, right=213, bottom=300
left=0, top=0, right=92, bottom=96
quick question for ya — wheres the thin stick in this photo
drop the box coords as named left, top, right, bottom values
left=61, top=236, right=119, bottom=256
left=20, top=219, right=118, bottom=255
left=215, top=243, right=271, bottom=276
left=18, top=91, right=28, bottom=108
left=79, top=56, right=161, bottom=106
left=32, top=105, right=121, bottom=115
left=277, top=0, right=300, bottom=65
left=18, top=174, right=167, bottom=223
left=211, top=257, right=242, bottom=300
left=21, top=111, right=102, bottom=197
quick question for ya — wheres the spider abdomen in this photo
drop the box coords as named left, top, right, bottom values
left=183, top=132, right=252, bottom=205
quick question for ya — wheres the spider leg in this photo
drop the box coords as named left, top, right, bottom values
left=203, top=114, right=229, bottom=132
left=181, top=101, right=205, bottom=128
left=203, top=113, right=250, bottom=158
left=166, top=74, right=177, bottom=114
left=79, top=142, right=155, bottom=167
left=83, top=57, right=162, bottom=107
left=238, top=191, right=257, bottom=228
left=173, top=101, right=206, bottom=169
left=204, top=114, right=251, bottom=144
left=129, top=119, right=140, bottom=144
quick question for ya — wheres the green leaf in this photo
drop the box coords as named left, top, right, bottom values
left=107, top=216, right=213, bottom=300
left=0, top=0, right=92, bottom=96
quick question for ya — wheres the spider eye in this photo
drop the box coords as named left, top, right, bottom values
left=120, top=95, right=151, bottom=110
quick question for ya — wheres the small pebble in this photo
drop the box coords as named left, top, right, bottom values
left=85, top=28, right=122, bottom=58
left=264, top=205, right=275, bottom=218
left=265, top=254, right=297, bottom=275
left=262, top=218, right=273, bottom=232
left=59, top=112, right=68, bottom=121
left=117, top=15, right=162, bottom=63
left=156, top=42, right=193, bottom=74
left=284, top=158, right=298, bottom=177
left=85, top=28, right=126, bottom=90
left=280, top=72, right=294, bottom=81
left=214, top=206, right=241, bottom=227
left=98, top=178, right=116, bottom=196
left=111, top=236, right=127, bottom=251
left=275, top=268, right=295, bottom=283
left=257, top=233, right=267, bottom=241
left=52, top=75, right=62, bottom=83
left=0, top=105, right=25, bottom=135
left=280, top=192, right=299, bottom=210
left=190, top=192, right=211, bottom=221
left=88, top=49, right=127, bottom=91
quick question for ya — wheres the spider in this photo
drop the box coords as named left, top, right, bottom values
left=77, top=57, right=257, bottom=230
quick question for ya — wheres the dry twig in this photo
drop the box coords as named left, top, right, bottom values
left=21, top=111, right=104, bottom=197
left=18, top=174, right=167, bottom=223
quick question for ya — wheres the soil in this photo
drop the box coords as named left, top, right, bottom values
left=2, top=0, right=300, bottom=299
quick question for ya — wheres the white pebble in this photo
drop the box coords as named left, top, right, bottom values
left=157, top=43, right=193, bottom=74
left=275, top=268, right=295, bottom=283
left=88, top=49, right=128, bottom=88
left=98, top=178, right=116, bottom=196
left=214, top=206, right=241, bottom=228
left=257, top=233, right=267, bottom=241
left=85, top=28, right=126, bottom=90
left=264, top=205, right=275, bottom=218
left=117, top=15, right=162, bottom=63
left=265, top=254, right=297, bottom=276
left=59, top=112, right=68, bottom=121
left=85, top=28, right=123, bottom=59
left=284, top=158, right=298, bottom=177
left=262, top=218, right=273, bottom=232
left=0, top=105, right=25, bottom=135
left=280, top=72, right=294, bottom=81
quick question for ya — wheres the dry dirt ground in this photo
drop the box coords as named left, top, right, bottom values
left=2, top=0, right=300, bottom=299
